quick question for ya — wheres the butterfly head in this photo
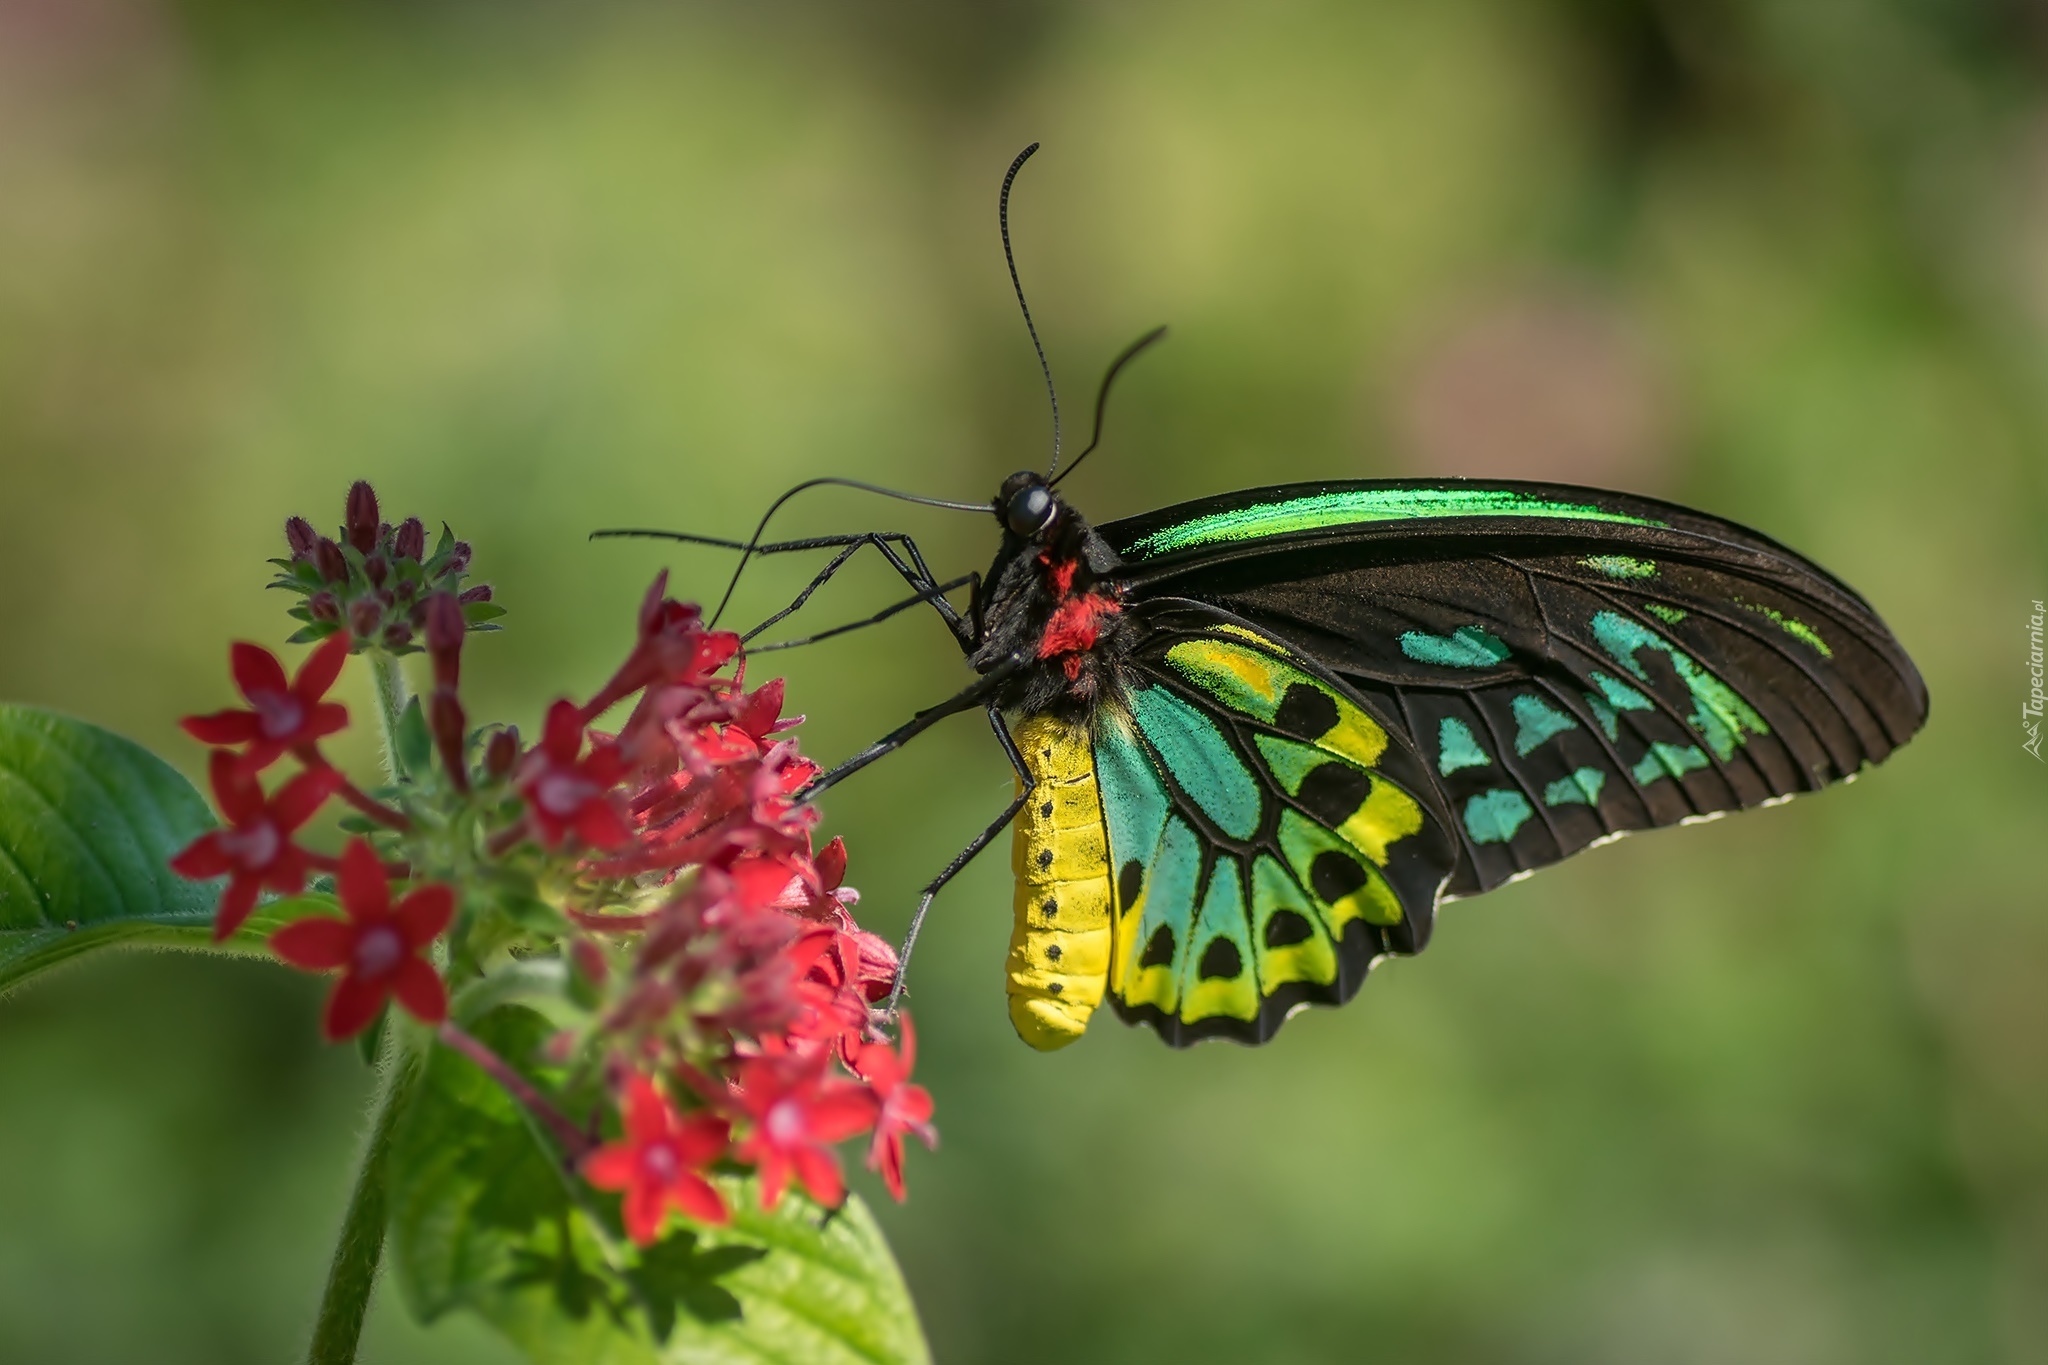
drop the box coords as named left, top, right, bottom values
left=997, top=471, right=1061, bottom=540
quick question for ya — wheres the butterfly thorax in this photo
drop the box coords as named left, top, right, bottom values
left=973, top=477, right=1132, bottom=721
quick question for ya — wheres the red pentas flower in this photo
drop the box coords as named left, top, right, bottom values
left=725, top=1046, right=879, bottom=1209
left=517, top=700, right=630, bottom=849
left=582, top=571, right=742, bottom=719
left=182, top=631, right=352, bottom=771
left=270, top=839, right=453, bottom=1040
left=856, top=1013, right=937, bottom=1202
left=170, top=753, right=341, bottom=939
left=581, top=1074, right=731, bottom=1245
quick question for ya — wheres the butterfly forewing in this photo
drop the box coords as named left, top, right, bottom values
left=1102, top=481, right=1926, bottom=901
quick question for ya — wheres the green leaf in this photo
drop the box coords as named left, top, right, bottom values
left=397, top=696, right=433, bottom=776
left=390, top=1008, right=930, bottom=1364
left=0, top=704, right=331, bottom=996
left=462, top=601, right=508, bottom=625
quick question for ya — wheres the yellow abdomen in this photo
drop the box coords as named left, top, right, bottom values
left=1005, top=713, right=1113, bottom=1050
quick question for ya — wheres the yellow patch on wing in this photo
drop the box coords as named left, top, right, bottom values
left=1167, top=635, right=1390, bottom=769
left=1338, top=778, right=1425, bottom=867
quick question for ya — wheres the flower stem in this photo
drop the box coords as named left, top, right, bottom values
left=305, top=1041, right=419, bottom=1365
left=367, top=651, right=411, bottom=785
left=438, top=1021, right=594, bottom=1160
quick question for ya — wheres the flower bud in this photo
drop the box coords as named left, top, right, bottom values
left=431, top=688, right=469, bottom=793
left=349, top=597, right=383, bottom=640
left=381, top=623, right=413, bottom=650
left=484, top=726, right=519, bottom=778
left=425, top=592, right=464, bottom=690
left=438, top=541, right=472, bottom=579
left=285, top=516, right=318, bottom=561
left=458, top=584, right=493, bottom=605
left=315, top=537, right=349, bottom=585
left=307, top=592, right=339, bottom=622
left=364, top=552, right=389, bottom=587
left=393, top=516, right=425, bottom=562
left=345, top=481, right=380, bottom=554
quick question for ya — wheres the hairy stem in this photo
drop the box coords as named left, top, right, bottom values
left=367, top=651, right=411, bottom=785
left=305, top=1039, right=419, bottom=1365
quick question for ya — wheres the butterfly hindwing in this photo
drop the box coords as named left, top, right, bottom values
left=1094, top=612, right=1459, bottom=1046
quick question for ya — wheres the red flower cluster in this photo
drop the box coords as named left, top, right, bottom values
left=172, top=485, right=934, bottom=1254
left=542, top=570, right=935, bottom=1238
left=173, top=622, right=458, bottom=1036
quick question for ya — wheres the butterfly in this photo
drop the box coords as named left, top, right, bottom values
left=610, top=147, right=1928, bottom=1050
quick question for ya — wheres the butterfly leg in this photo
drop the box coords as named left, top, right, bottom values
left=741, top=532, right=973, bottom=646
left=599, top=526, right=969, bottom=644
left=797, top=651, right=1028, bottom=801
left=883, top=704, right=1031, bottom=1018
left=749, top=572, right=979, bottom=654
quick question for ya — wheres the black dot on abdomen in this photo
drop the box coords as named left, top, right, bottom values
left=1045, top=943, right=1062, bottom=962
left=1295, top=762, right=1372, bottom=826
left=1309, top=849, right=1370, bottom=906
left=1042, top=896, right=1058, bottom=919
left=1263, top=909, right=1314, bottom=948
left=1048, top=981, right=1064, bottom=995
left=1118, top=859, right=1144, bottom=909
left=1040, top=801, right=1054, bottom=819
left=1274, top=683, right=1340, bottom=739
left=1198, top=936, right=1244, bottom=980
left=1037, top=847, right=1054, bottom=870
left=1139, top=924, right=1175, bottom=969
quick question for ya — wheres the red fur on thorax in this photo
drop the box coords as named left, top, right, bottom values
left=1037, top=551, right=1077, bottom=598
left=1035, top=551, right=1121, bottom=681
left=1039, top=593, right=1118, bottom=658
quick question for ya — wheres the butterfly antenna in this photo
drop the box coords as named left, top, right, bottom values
left=704, top=477, right=989, bottom=627
left=1000, top=142, right=1062, bottom=479
left=1049, top=325, right=1168, bottom=489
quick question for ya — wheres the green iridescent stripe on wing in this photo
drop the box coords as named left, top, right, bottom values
left=1126, top=487, right=1664, bottom=558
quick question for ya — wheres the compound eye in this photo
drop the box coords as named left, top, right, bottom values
left=1005, top=484, right=1055, bottom=536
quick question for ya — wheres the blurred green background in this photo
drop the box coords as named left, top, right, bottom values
left=3, top=1, right=2045, bottom=1361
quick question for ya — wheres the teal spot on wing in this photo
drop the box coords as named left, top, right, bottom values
left=1463, top=790, right=1534, bottom=844
left=1127, top=487, right=1664, bottom=558
left=1644, top=603, right=1688, bottom=624
left=1584, top=673, right=1653, bottom=741
left=1129, top=685, right=1263, bottom=839
left=1631, top=743, right=1709, bottom=784
left=1739, top=599, right=1834, bottom=658
left=1591, top=610, right=1769, bottom=761
left=1544, top=768, right=1607, bottom=807
left=1436, top=717, right=1491, bottom=775
left=1510, top=694, right=1578, bottom=755
left=1590, top=672, right=1655, bottom=712
left=1400, top=625, right=1511, bottom=669
left=1096, top=715, right=1172, bottom=884
left=1581, top=555, right=1657, bottom=579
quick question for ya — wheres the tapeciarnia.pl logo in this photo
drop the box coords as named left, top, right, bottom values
left=2027, top=599, right=2045, bottom=761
